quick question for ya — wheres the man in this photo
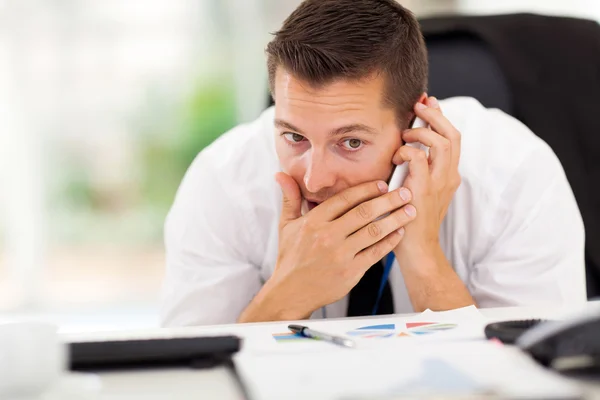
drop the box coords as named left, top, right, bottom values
left=160, top=0, right=586, bottom=326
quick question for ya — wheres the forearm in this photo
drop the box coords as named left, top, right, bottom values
left=237, top=277, right=313, bottom=323
left=395, top=244, right=476, bottom=312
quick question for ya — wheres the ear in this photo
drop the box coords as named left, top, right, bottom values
left=405, top=93, right=428, bottom=128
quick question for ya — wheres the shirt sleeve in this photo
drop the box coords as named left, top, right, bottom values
left=469, top=145, right=587, bottom=308
left=159, top=154, right=263, bottom=327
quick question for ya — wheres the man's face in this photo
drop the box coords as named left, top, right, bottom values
left=274, top=69, right=403, bottom=212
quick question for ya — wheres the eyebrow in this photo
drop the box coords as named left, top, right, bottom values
left=274, top=119, right=378, bottom=137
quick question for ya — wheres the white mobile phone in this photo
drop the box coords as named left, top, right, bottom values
left=387, top=116, right=430, bottom=192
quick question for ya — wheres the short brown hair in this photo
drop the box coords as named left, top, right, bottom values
left=266, top=0, right=428, bottom=127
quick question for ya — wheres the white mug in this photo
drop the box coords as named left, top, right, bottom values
left=0, top=322, right=66, bottom=397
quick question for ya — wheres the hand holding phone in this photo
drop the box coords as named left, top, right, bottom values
left=373, top=116, right=429, bottom=222
left=387, top=116, right=430, bottom=192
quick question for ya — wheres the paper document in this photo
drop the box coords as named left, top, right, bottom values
left=235, top=341, right=582, bottom=400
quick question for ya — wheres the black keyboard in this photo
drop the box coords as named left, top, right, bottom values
left=69, top=335, right=242, bottom=371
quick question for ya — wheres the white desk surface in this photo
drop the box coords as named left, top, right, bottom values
left=63, top=302, right=600, bottom=400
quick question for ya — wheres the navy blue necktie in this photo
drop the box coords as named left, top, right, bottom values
left=347, top=259, right=394, bottom=316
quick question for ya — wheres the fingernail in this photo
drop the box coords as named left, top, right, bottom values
left=377, top=181, right=388, bottom=193
left=428, top=97, right=439, bottom=108
left=399, top=188, right=411, bottom=201
left=405, top=204, right=416, bottom=217
left=415, top=103, right=427, bottom=110
left=397, top=227, right=405, bottom=236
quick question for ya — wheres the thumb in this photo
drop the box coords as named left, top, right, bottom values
left=275, top=172, right=302, bottom=225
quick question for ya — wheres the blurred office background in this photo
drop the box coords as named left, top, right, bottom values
left=0, top=0, right=599, bottom=331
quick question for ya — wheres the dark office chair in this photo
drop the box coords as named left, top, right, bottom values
left=424, top=33, right=513, bottom=116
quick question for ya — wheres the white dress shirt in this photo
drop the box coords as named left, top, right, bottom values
left=160, top=96, right=587, bottom=327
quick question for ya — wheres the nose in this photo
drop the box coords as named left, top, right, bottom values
left=303, top=150, right=336, bottom=194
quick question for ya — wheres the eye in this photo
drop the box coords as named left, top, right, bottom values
left=342, top=138, right=363, bottom=150
left=283, top=132, right=306, bottom=143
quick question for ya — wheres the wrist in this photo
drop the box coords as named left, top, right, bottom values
left=394, top=242, right=475, bottom=312
left=395, top=239, right=443, bottom=271
left=238, top=275, right=312, bottom=323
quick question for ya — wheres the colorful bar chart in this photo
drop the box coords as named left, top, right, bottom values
left=272, top=321, right=458, bottom=343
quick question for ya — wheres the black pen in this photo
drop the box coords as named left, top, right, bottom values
left=288, top=324, right=355, bottom=348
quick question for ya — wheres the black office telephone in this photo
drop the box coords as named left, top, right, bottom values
left=516, top=312, right=600, bottom=370
left=485, top=311, right=600, bottom=371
